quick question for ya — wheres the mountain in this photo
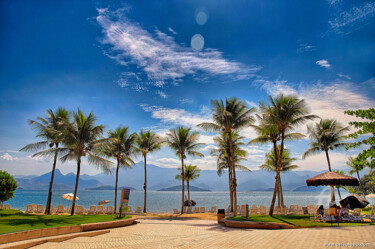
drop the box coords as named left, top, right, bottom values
left=158, top=185, right=211, bottom=192
left=85, top=185, right=138, bottom=190
left=15, top=169, right=102, bottom=190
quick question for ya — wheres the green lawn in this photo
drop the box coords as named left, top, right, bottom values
left=0, top=209, right=131, bottom=235
left=228, top=214, right=375, bottom=227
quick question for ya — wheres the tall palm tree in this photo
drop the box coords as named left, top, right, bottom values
left=303, top=119, right=350, bottom=202
left=20, top=107, right=69, bottom=215
left=136, top=130, right=163, bottom=213
left=333, top=170, right=346, bottom=200
left=104, top=126, right=136, bottom=214
left=261, top=94, right=317, bottom=215
left=199, top=97, right=255, bottom=215
left=346, top=156, right=366, bottom=198
left=166, top=126, right=204, bottom=214
left=35, top=109, right=113, bottom=215
left=259, top=146, right=298, bottom=207
left=249, top=113, right=304, bottom=208
left=175, top=165, right=201, bottom=201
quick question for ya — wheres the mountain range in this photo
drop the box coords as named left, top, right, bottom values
left=15, top=161, right=332, bottom=191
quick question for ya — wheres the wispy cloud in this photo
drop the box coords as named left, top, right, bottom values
left=96, top=8, right=260, bottom=93
left=315, top=59, right=331, bottom=69
left=337, top=73, right=351, bottom=80
left=0, top=153, right=18, bottom=161
left=296, top=43, right=315, bottom=54
left=168, top=27, right=177, bottom=35
left=179, top=98, right=194, bottom=105
left=329, top=1, right=375, bottom=34
left=156, top=90, right=168, bottom=99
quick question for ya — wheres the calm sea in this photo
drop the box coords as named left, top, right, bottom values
left=5, top=188, right=351, bottom=212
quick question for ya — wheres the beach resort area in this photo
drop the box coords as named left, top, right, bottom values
left=1, top=0, right=375, bottom=248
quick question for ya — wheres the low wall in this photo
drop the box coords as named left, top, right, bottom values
left=222, top=219, right=295, bottom=229
left=81, top=218, right=136, bottom=231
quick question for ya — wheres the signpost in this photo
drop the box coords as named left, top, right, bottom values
left=119, top=188, right=130, bottom=217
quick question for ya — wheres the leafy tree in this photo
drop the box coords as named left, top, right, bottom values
left=261, top=94, right=316, bottom=215
left=303, top=119, right=350, bottom=202
left=175, top=165, right=201, bottom=201
left=345, top=108, right=375, bottom=171
left=20, top=107, right=69, bottom=214
left=103, top=126, right=136, bottom=214
left=0, top=171, right=17, bottom=204
left=199, top=97, right=255, bottom=215
left=346, top=156, right=366, bottom=197
left=166, top=126, right=204, bottom=214
left=35, top=109, right=113, bottom=215
left=136, top=130, right=163, bottom=213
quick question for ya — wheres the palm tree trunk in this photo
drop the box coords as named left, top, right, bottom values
left=269, top=141, right=279, bottom=215
left=114, top=160, right=120, bottom=214
left=143, top=154, right=147, bottom=213
left=187, top=180, right=190, bottom=201
left=232, top=165, right=237, bottom=216
left=325, top=150, right=335, bottom=202
left=181, top=156, right=185, bottom=214
left=45, top=144, right=59, bottom=215
left=70, top=159, right=81, bottom=216
left=277, top=181, right=281, bottom=208
left=227, top=131, right=237, bottom=216
left=279, top=177, right=284, bottom=207
left=357, top=170, right=366, bottom=197
left=228, top=167, right=233, bottom=212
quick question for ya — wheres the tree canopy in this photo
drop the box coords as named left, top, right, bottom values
left=0, top=171, right=17, bottom=203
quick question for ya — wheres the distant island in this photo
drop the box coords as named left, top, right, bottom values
left=158, top=185, right=211, bottom=192
left=85, top=185, right=137, bottom=190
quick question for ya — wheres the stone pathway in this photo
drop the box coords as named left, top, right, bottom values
left=33, top=219, right=375, bottom=249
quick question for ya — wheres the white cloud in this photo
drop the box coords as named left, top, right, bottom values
left=168, top=27, right=177, bottom=35
left=337, top=73, right=351, bottom=80
left=179, top=98, right=194, bottom=105
left=0, top=153, right=18, bottom=161
left=156, top=90, right=168, bottom=99
left=296, top=43, right=315, bottom=53
left=152, top=158, right=181, bottom=168
left=201, top=144, right=218, bottom=152
left=96, top=8, right=260, bottom=91
left=315, top=59, right=331, bottom=69
left=296, top=152, right=354, bottom=171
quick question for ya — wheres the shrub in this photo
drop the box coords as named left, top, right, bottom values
left=0, top=170, right=18, bottom=203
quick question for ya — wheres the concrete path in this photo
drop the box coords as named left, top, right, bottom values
left=33, top=219, right=375, bottom=249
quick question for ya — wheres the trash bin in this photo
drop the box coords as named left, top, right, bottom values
left=217, top=209, right=225, bottom=224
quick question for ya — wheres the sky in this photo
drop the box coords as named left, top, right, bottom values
left=0, top=0, right=374, bottom=176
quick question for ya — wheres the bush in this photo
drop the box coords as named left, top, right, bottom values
left=0, top=171, right=17, bottom=203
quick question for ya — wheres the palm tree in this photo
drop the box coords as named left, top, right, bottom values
left=346, top=156, right=366, bottom=198
left=175, top=165, right=201, bottom=201
left=303, top=119, right=350, bottom=202
left=104, top=126, right=136, bottom=214
left=136, top=130, right=163, bottom=213
left=211, top=131, right=250, bottom=197
left=20, top=107, right=69, bottom=215
left=259, top=146, right=298, bottom=207
left=333, top=170, right=346, bottom=200
left=261, top=94, right=317, bottom=215
left=166, top=126, right=204, bottom=214
left=249, top=113, right=304, bottom=207
left=199, top=97, right=255, bottom=215
left=35, top=109, right=113, bottom=215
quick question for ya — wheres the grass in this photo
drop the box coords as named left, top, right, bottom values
left=228, top=214, right=375, bottom=227
left=0, top=209, right=131, bottom=235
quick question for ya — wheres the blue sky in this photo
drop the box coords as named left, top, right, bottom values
left=0, top=0, right=374, bottom=176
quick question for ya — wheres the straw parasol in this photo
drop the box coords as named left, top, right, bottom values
left=98, top=200, right=110, bottom=205
left=306, top=171, right=359, bottom=187
left=366, top=193, right=375, bottom=199
left=62, top=193, right=79, bottom=201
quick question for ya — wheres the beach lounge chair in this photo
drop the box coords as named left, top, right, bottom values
left=30, top=204, right=37, bottom=213
left=296, top=206, right=304, bottom=215
left=135, top=206, right=142, bottom=214
left=88, top=205, right=96, bottom=214
left=194, top=207, right=200, bottom=213
left=126, top=206, right=133, bottom=214
left=65, top=206, right=71, bottom=214
left=226, top=205, right=231, bottom=213
left=323, top=208, right=336, bottom=223
left=4, top=204, right=10, bottom=210
left=240, top=205, right=248, bottom=217
left=57, top=205, right=65, bottom=214
left=187, top=207, right=193, bottom=214
left=0, top=204, right=3, bottom=209
left=97, top=205, right=105, bottom=214
left=106, top=206, right=114, bottom=214
left=26, top=204, right=33, bottom=213
left=36, top=204, right=44, bottom=213
left=208, top=206, right=216, bottom=213
left=173, top=208, right=179, bottom=214
left=200, top=207, right=205, bottom=213
left=350, top=208, right=364, bottom=222
left=50, top=205, right=56, bottom=214
left=338, top=208, right=351, bottom=222
left=259, top=205, right=267, bottom=215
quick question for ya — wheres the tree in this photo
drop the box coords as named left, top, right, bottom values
left=136, top=130, right=163, bottom=213
left=20, top=107, right=69, bottom=214
left=199, top=97, right=255, bottom=215
left=345, top=108, right=375, bottom=171
left=259, top=146, right=298, bottom=207
left=166, top=126, right=204, bottom=214
left=104, top=126, right=136, bottom=214
left=35, top=109, right=113, bottom=215
left=333, top=170, right=346, bottom=200
left=303, top=119, right=350, bottom=202
left=249, top=113, right=304, bottom=207
left=346, top=156, right=366, bottom=197
left=262, top=94, right=317, bottom=215
left=0, top=171, right=17, bottom=204
left=175, top=165, right=201, bottom=201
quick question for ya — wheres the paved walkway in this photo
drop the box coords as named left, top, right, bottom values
left=33, top=219, right=375, bottom=249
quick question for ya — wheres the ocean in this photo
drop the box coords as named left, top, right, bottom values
left=5, top=188, right=350, bottom=212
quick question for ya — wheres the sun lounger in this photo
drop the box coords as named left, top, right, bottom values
left=250, top=206, right=258, bottom=215
left=350, top=208, right=364, bottom=222
left=173, top=208, right=179, bottom=214
left=200, top=207, right=206, bottom=213
left=26, top=204, right=34, bottom=213
left=125, top=206, right=133, bottom=214
left=88, top=205, right=96, bottom=214
left=50, top=205, right=56, bottom=214
left=65, top=206, right=71, bottom=214
left=106, top=206, right=114, bottom=214
left=0, top=204, right=3, bottom=209
left=208, top=206, right=216, bottom=213
left=338, top=208, right=351, bottom=222
left=259, top=205, right=267, bottom=215
left=97, top=205, right=105, bottom=214
left=36, top=204, right=44, bottom=213
left=57, top=205, right=65, bottom=214
left=194, top=207, right=200, bottom=213
left=135, top=206, right=142, bottom=214
left=4, top=204, right=10, bottom=210
left=363, top=207, right=375, bottom=222
left=187, top=207, right=193, bottom=214
left=240, top=205, right=248, bottom=217
left=226, top=205, right=231, bottom=213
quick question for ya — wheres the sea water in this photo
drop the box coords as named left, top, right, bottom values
left=5, top=188, right=350, bottom=212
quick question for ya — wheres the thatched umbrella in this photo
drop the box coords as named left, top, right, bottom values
left=306, top=171, right=359, bottom=202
